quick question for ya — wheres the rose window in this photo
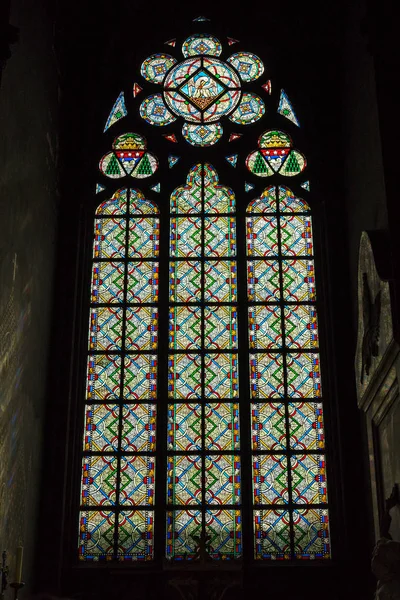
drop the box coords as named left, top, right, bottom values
left=139, top=34, right=265, bottom=146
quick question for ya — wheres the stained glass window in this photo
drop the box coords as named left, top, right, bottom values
left=79, top=188, right=159, bottom=561
left=247, top=186, right=330, bottom=559
left=79, top=23, right=333, bottom=565
left=167, top=164, right=241, bottom=560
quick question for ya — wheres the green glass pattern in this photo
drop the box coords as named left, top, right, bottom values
left=253, top=455, right=289, bottom=505
left=249, top=305, right=283, bottom=350
left=251, top=403, right=287, bottom=451
left=170, top=217, right=202, bottom=257
left=167, top=164, right=241, bottom=560
left=204, top=403, right=240, bottom=451
left=247, top=186, right=330, bottom=560
left=121, top=404, right=157, bottom=452
left=80, top=188, right=159, bottom=561
left=79, top=510, right=116, bottom=560
left=248, top=260, right=281, bottom=302
left=81, top=455, right=118, bottom=506
left=206, top=509, right=242, bottom=559
left=167, top=404, right=202, bottom=451
left=117, top=510, right=154, bottom=560
left=94, top=218, right=126, bottom=259
left=169, top=306, right=202, bottom=350
left=204, top=353, right=239, bottom=399
left=128, top=218, right=159, bottom=258
left=83, top=404, right=120, bottom=452
left=293, top=509, right=330, bottom=559
left=167, top=455, right=202, bottom=505
left=123, top=355, right=157, bottom=400
left=204, top=260, right=237, bottom=303
left=166, top=510, right=201, bottom=560
left=254, top=509, right=291, bottom=559
left=288, top=402, right=324, bottom=451
left=125, top=306, right=158, bottom=351
left=169, top=261, right=201, bottom=303
left=91, top=262, right=125, bottom=304
left=204, top=306, right=237, bottom=350
left=205, top=455, right=241, bottom=505
left=168, top=354, right=202, bottom=400
left=119, top=456, right=155, bottom=506
left=89, top=306, right=123, bottom=351
left=290, top=455, right=327, bottom=505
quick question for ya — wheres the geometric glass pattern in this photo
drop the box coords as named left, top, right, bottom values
left=79, top=187, right=159, bottom=560
left=247, top=185, right=330, bottom=559
left=167, top=163, right=241, bottom=560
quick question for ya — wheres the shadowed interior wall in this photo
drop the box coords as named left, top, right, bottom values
left=0, top=0, right=59, bottom=590
left=342, top=0, right=388, bottom=327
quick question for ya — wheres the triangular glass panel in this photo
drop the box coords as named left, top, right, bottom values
left=193, top=16, right=210, bottom=21
left=300, top=180, right=310, bottom=191
left=226, top=154, right=238, bottom=168
left=163, top=133, right=178, bottom=143
left=165, top=38, right=176, bottom=47
left=245, top=182, right=255, bottom=192
left=227, top=37, right=239, bottom=46
left=262, top=80, right=272, bottom=95
left=229, top=133, right=242, bottom=142
left=96, top=183, right=106, bottom=194
left=104, top=92, right=127, bottom=132
left=150, top=183, right=161, bottom=193
left=168, top=155, right=180, bottom=168
left=133, top=83, right=143, bottom=98
left=278, top=89, right=300, bottom=126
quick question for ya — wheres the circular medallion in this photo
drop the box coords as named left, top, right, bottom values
left=140, top=54, right=177, bottom=84
left=140, top=94, right=177, bottom=126
left=182, top=122, right=223, bottom=146
left=227, top=52, right=264, bottom=82
left=228, top=92, right=265, bottom=125
left=182, top=34, right=222, bottom=58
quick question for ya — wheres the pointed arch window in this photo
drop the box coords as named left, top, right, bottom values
left=77, top=23, right=331, bottom=564
left=79, top=188, right=159, bottom=560
left=247, top=186, right=328, bottom=559
left=167, top=163, right=241, bottom=560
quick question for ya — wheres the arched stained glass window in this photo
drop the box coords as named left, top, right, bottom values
left=79, top=188, right=159, bottom=560
left=77, top=21, right=331, bottom=565
left=167, top=163, right=240, bottom=560
left=247, top=186, right=329, bottom=559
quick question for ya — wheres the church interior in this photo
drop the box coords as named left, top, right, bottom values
left=0, top=0, right=399, bottom=598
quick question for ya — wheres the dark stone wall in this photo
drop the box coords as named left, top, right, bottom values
left=342, top=0, right=388, bottom=326
left=0, top=0, right=59, bottom=591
